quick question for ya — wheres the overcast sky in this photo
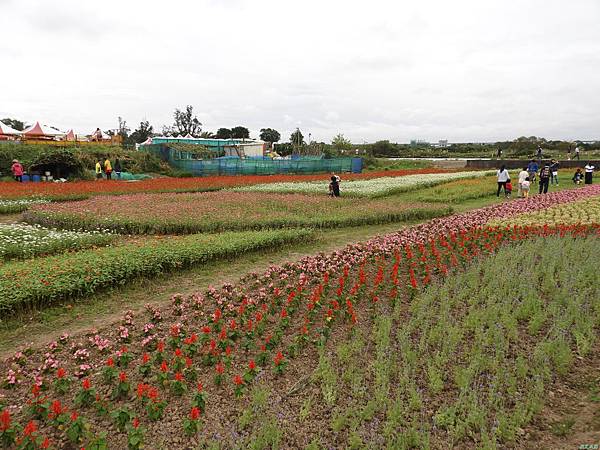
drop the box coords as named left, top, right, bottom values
left=1, top=0, right=599, bottom=143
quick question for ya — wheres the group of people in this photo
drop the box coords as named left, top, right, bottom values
left=95, top=157, right=122, bottom=180
left=497, top=159, right=595, bottom=198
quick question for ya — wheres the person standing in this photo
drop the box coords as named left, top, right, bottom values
left=549, top=159, right=560, bottom=185
left=567, top=145, right=572, bottom=160
left=517, top=167, right=529, bottom=197
left=536, top=146, right=543, bottom=164
left=584, top=163, right=595, bottom=184
left=496, top=165, right=510, bottom=198
left=521, top=177, right=531, bottom=198
left=95, top=160, right=103, bottom=180
left=104, top=157, right=112, bottom=180
left=538, top=163, right=551, bottom=194
left=114, top=158, right=122, bottom=180
left=575, top=145, right=580, bottom=160
left=329, top=176, right=340, bottom=197
left=11, top=159, right=24, bottom=182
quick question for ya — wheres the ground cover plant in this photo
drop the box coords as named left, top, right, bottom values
left=1, top=182, right=598, bottom=448
left=488, top=195, right=600, bottom=227
left=23, top=192, right=453, bottom=235
left=0, top=199, right=49, bottom=215
left=415, top=175, right=498, bottom=203
left=0, top=168, right=453, bottom=201
left=0, top=224, right=115, bottom=260
left=231, top=170, right=492, bottom=198
left=0, top=228, right=313, bottom=317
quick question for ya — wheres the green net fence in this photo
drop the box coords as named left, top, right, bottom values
left=142, top=145, right=362, bottom=176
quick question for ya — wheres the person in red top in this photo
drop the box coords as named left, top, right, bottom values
left=11, top=159, right=24, bottom=182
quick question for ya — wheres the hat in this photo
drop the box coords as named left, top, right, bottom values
left=12, top=159, right=18, bottom=163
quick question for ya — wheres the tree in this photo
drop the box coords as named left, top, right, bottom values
left=231, top=126, right=250, bottom=139
left=259, top=128, right=281, bottom=143
left=290, top=129, right=305, bottom=146
left=370, top=140, right=397, bottom=157
left=1, top=118, right=25, bottom=131
left=331, top=133, right=352, bottom=151
left=171, top=105, right=202, bottom=137
left=117, top=117, right=130, bottom=140
left=215, top=128, right=232, bottom=139
left=129, top=120, right=154, bottom=143
left=199, top=131, right=215, bottom=138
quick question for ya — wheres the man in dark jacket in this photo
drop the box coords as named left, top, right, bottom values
left=538, top=163, right=551, bottom=194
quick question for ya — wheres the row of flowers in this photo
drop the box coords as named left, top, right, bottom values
left=23, top=191, right=450, bottom=235
left=231, top=170, right=492, bottom=198
left=1, top=189, right=599, bottom=447
left=0, top=168, right=453, bottom=201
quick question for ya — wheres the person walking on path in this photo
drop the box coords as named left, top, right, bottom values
left=549, top=159, right=560, bottom=185
left=584, top=163, right=595, bottom=184
left=518, top=167, right=529, bottom=197
left=114, top=158, right=122, bottom=180
left=496, top=165, right=510, bottom=198
left=95, top=160, right=103, bottom=180
left=11, top=159, right=24, bottom=182
left=538, top=162, right=551, bottom=194
left=104, top=157, right=113, bottom=180
left=328, top=175, right=340, bottom=197
left=527, top=159, right=539, bottom=184
left=575, top=146, right=580, bottom=160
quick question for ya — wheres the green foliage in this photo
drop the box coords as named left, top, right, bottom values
left=215, top=128, right=232, bottom=139
left=331, top=133, right=352, bottom=151
left=0, top=228, right=314, bottom=316
left=259, top=128, right=281, bottom=143
left=129, top=120, right=154, bottom=144
left=231, top=126, right=250, bottom=139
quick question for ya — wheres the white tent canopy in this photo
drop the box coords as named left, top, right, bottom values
left=0, top=121, right=22, bottom=135
left=22, top=121, right=65, bottom=137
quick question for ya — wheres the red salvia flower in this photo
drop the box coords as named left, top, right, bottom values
left=132, top=417, right=140, bottom=428
left=41, top=437, right=50, bottom=449
left=185, top=357, right=193, bottom=368
left=51, top=400, right=64, bottom=416
left=174, top=372, right=184, bottom=382
left=248, top=360, right=256, bottom=371
left=56, top=367, right=66, bottom=379
left=82, top=378, right=91, bottom=390
left=142, top=353, right=150, bottom=364
left=157, top=341, right=165, bottom=352
left=197, top=382, right=203, bottom=392
left=215, top=363, right=225, bottom=374
left=23, top=420, right=37, bottom=436
left=225, top=346, right=232, bottom=357
left=274, top=352, right=284, bottom=366
left=280, top=308, right=287, bottom=319
left=190, top=407, right=200, bottom=420
left=175, top=348, right=183, bottom=357
left=71, top=411, right=78, bottom=421
left=234, top=375, right=243, bottom=386
left=0, top=409, right=10, bottom=432
left=202, top=326, right=211, bottom=334
left=106, top=357, right=114, bottom=367
left=118, top=372, right=127, bottom=383
left=160, top=361, right=168, bottom=373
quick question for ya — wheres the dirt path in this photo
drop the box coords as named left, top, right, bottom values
left=520, top=341, right=600, bottom=449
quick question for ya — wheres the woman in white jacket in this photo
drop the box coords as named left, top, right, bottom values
left=496, top=165, right=511, bottom=198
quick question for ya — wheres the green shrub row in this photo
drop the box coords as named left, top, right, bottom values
left=0, top=228, right=314, bottom=316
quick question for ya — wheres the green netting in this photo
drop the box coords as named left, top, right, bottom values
left=141, top=145, right=361, bottom=176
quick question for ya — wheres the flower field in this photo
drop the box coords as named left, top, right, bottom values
left=488, top=195, right=600, bottom=227
left=23, top=192, right=452, bottom=235
left=0, top=228, right=314, bottom=316
left=0, top=224, right=115, bottom=261
left=1, top=178, right=600, bottom=448
left=0, top=168, right=453, bottom=201
left=415, top=175, right=498, bottom=203
left=232, top=170, right=492, bottom=198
